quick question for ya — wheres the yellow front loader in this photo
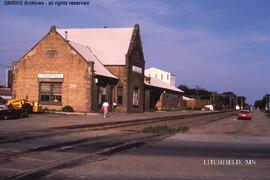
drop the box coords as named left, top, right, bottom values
left=7, top=99, right=42, bottom=115
left=6, top=99, right=33, bottom=118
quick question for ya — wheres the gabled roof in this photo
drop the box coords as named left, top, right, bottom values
left=145, top=77, right=184, bottom=93
left=57, top=27, right=134, bottom=65
left=69, top=41, right=118, bottom=79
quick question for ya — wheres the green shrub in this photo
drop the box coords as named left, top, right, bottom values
left=62, top=105, right=74, bottom=112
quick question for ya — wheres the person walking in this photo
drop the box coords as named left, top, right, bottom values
left=101, top=100, right=109, bottom=118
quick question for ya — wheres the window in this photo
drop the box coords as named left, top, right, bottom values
left=155, top=74, right=157, bottom=78
left=161, top=74, right=163, bottom=80
left=46, top=49, right=58, bottom=58
left=40, top=83, right=50, bottom=102
left=117, top=86, right=123, bottom=105
left=133, top=87, right=139, bottom=106
left=52, top=83, right=62, bottom=102
left=40, top=82, right=62, bottom=104
left=167, top=74, right=169, bottom=80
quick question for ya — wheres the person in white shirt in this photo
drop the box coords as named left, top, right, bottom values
left=101, top=101, right=109, bottom=117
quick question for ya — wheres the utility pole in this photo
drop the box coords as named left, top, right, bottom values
left=229, top=95, right=232, bottom=109
left=269, top=96, right=270, bottom=110
left=196, top=86, right=199, bottom=99
left=268, top=96, right=270, bottom=111
left=240, top=97, right=243, bottom=109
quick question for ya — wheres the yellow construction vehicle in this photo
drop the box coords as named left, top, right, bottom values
left=32, top=101, right=42, bottom=113
left=0, top=98, right=42, bottom=120
left=7, top=99, right=42, bottom=113
left=7, top=99, right=32, bottom=114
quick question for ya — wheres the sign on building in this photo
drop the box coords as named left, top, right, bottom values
left=38, top=73, right=64, bottom=79
left=132, top=66, right=142, bottom=74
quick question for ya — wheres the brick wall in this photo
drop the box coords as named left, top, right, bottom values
left=12, top=27, right=94, bottom=112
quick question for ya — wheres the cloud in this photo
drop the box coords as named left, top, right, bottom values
left=93, top=0, right=270, bottom=103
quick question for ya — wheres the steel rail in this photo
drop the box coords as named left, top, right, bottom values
left=0, top=111, right=234, bottom=163
left=0, top=111, right=235, bottom=180
left=0, top=111, right=235, bottom=144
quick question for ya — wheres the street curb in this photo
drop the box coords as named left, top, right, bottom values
left=44, top=111, right=100, bottom=116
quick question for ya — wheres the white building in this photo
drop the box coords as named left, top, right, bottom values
left=145, top=67, right=176, bottom=87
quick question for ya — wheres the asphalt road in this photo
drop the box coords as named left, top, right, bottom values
left=187, top=109, right=270, bottom=136
left=42, top=110, right=270, bottom=180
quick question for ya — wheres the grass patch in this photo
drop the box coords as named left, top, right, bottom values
left=143, top=125, right=189, bottom=134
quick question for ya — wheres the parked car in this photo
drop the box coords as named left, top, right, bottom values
left=237, top=110, right=252, bottom=120
left=0, top=97, right=6, bottom=105
left=0, top=97, right=8, bottom=120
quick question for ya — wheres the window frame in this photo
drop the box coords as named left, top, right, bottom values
left=132, top=87, right=140, bottom=106
left=117, top=86, right=123, bottom=105
left=39, top=82, right=62, bottom=105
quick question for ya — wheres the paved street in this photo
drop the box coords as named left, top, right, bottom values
left=42, top=110, right=270, bottom=180
left=187, top=110, right=270, bottom=136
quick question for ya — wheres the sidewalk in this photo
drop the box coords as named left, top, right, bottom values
left=0, top=110, right=214, bottom=135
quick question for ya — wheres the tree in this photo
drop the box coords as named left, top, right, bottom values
left=177, top=85, right=191, bottom=95
left=255, top=94, right=270, bottom=110
left=177, top=84, right=244, bottom=109
left=178, top=84, right=212, bottom=99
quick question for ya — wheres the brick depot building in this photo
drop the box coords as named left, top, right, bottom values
left=12, top=25, right=145, bottom=113
left=12, top=24, right=183, bottom=113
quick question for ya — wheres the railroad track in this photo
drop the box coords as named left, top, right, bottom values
left=0, top=111, right=234, bottom=161
left=0, top=132, right=166, bottom=180
left=0, top=111, right=235, bottom=163
left=0, top=111, right=235, bottom=144
left=0, top=111, right=235, bottom=180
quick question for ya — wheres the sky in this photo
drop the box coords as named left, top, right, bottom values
left=0, top=0, right=270, bottom=104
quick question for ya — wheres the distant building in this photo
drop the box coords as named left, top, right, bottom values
left=0, top=87, right=12, bottom=100
left=144, top=75, right=184, bottom=111
left=145, top=67, right=176, bottom=87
